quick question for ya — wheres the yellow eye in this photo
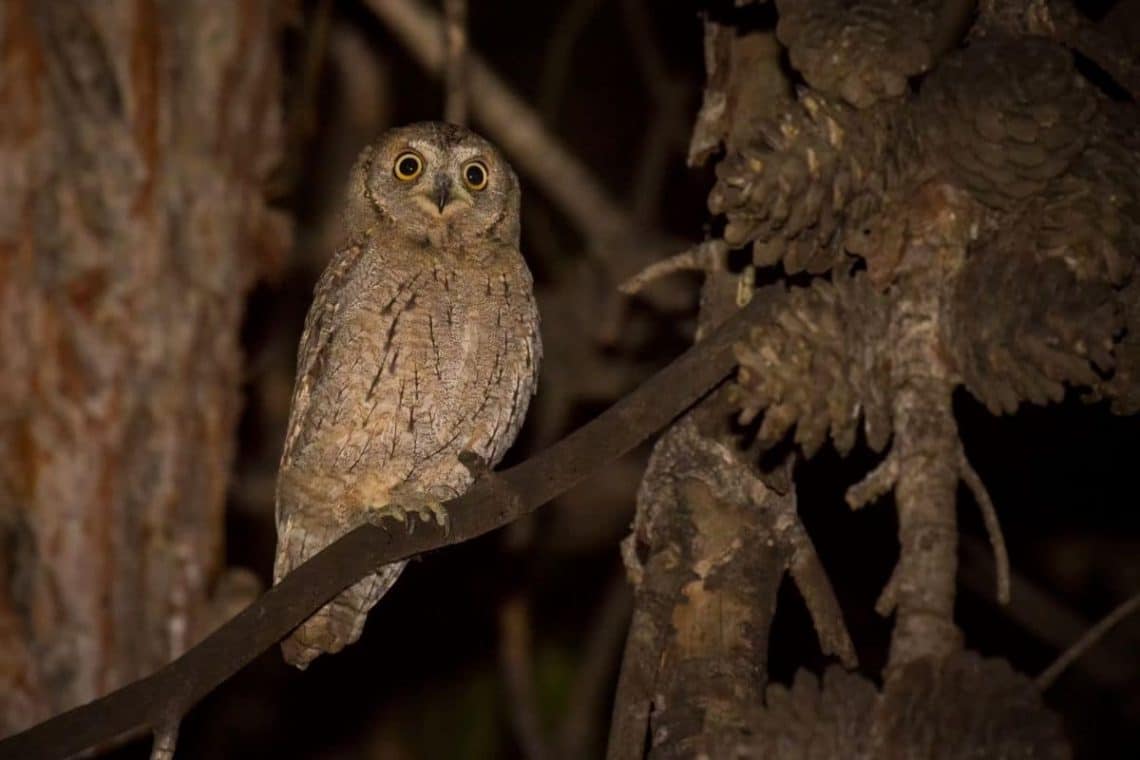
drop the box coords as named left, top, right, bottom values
left=393, top=152, right=423, bottom=181
left=462, top=160, right=489, bottom=191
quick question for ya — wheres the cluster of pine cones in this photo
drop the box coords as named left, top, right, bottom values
left=708, top=1, right=1140, bottom=444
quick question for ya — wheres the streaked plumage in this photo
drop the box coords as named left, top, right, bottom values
left=274, top=123, right=540, bottom=669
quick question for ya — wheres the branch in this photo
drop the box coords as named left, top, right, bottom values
left=1040, top=0, right=1140, bottom=102
left=1036, top=591, right=1140, bottom=691
left=783, top=510, right=858, bottom=668
left=959, top=536, right=1140, bottom=687
left=499, top=595, right=553, bottom=760
left=442, top=0, right=467, bottom=124
left=557, top=574, right=632, bottom=759
left=0, top=293, right=767, bottom=760
left=538, top=0, right=604, bottom=122
left=958, top=451, right=1010, bottom=605
left=619, top=241, right=726, bottom=296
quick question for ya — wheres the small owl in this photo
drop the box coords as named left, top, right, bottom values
left=273, top=123, right=541, bottom=669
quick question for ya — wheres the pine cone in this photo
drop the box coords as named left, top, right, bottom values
left=917, top=36, right=1097, bottom=211
left=874, top=652, right=1070, bottom=759
left=1007, top=103, right=1140, bottom=412
left=750, top=667, right=878, bottom=760
left=1046, top=103, right=1140, bottom=284
left=709, top=92, right=906, bottom=274
left=749, top=655, right=1068, bottom=759
left=1098, top=277, right=1140, bottom=414
left=949, top=236, right=1120, bottom=415
left=777, top=0, right=936, bottom=109
left=733, top=274, right=892, bottom=456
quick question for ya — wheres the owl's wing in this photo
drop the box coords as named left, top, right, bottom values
left=519, top=253, right=543, bottom=395
left=276, top=244, right=366, bottom=522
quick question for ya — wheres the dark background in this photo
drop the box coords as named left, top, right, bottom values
left=99, top=1, right=1140, bottom=757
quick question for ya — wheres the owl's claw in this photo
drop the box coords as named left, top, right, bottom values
left=420, top=499, right=450, bottom=536
left=364, top=490, right=450, bottom=537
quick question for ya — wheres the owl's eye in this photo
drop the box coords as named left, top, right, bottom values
left=462, top=161, right=489, bottom=191
left=393, top=152, right=423, bottom=181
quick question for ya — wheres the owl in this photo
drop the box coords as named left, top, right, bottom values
left=273, top=123, right=541, bottom=669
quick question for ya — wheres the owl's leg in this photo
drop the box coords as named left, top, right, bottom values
left=364, top=485, right=451, bottom=536
left=362, top=452, right=492, bottom=535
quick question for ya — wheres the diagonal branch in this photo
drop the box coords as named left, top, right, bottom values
left=366, top=0, right=632, bottom=246
left=1036, top=591, right=1140, bottom=691
left=0, top=294, right=768, bottom=760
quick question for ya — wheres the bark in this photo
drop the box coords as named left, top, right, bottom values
left=608, top=271, right=854, bottom=760
left=608, top=415, right=789, bottom=760
left=0, top=0, right=287, bottom=735
left=878, top=183, right=973, bottom=671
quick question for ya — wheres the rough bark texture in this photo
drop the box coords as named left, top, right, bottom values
left=607, top=0, right=1140, bottom=756
left=609, top=414, right=790, bottom=760
left=608, top=268, right=854, bottom=760
left=0, top=0, right=287, bottom=735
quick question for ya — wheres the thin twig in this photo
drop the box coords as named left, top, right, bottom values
left=783, top=513, right=858, bottom=668
left=618, top=241, right=726, bottom=295
left=958, top=451, right=1010, bottom=605
left=499, top=596, right=553, bottom=760
left=875, top=561, right=902, bottom=617
left=557, top=574, right=633, bottom=759
left=0, top=291, right=768, bottom=760
left=538, top=0, right=604, bottom=121
left=619, top=0, right=690, bottom=226
left=959, top=535, right=1139, bottom=687
left=442, top=0, right=467, bottom=124
left=1039, top=0, right=1140, bottom=101
left=845, top=449, right=900, bottom=510
left=1036, top=591, right=1140, bottom=691
left=268, top=0, right=334, bottom=199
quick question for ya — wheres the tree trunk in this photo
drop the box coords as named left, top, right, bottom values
left=0, top=0, right=287, bottom=735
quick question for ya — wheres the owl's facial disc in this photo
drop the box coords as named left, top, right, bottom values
left=412, top=172, right=474, bottom=219
left=366, top=124, right=517, bottom=244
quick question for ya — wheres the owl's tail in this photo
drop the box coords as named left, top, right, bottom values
left=280, top=561, right=406, bottom=669
left=273, top=510, right=406, bottom=669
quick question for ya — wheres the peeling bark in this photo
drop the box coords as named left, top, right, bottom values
left=609, top=414, right=790, bottom=760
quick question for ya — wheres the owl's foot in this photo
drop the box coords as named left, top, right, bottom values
left=365, top=488, right=451, bottom=537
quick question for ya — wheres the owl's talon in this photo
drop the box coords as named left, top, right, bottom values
left=365, top=490, right=451, bottom=536
left=426, top=501, right=450, bottom=536
left=363, top=504, right=398, bottom=529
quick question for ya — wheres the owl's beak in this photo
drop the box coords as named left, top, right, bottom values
left=431, top=174, right=451, bottom=213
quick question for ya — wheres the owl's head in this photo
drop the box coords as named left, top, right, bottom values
left=346, top=122, right=521, bottom=247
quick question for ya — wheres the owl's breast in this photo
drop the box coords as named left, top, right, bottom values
left=288, top=257, right=539, bottom=499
